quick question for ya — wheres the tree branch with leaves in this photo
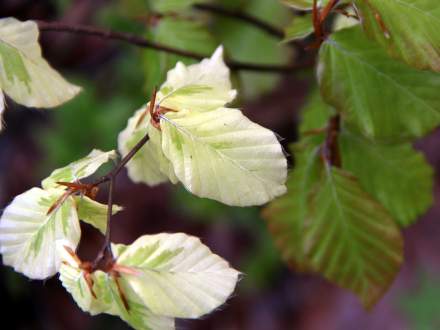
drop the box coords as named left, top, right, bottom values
left=0, top=0, right=440, bottom=328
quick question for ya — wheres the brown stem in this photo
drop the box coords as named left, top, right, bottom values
left=319, top=0, right=340, bottom=23
left=90, top=131, right=150, bottom=269
left=92, top=133, right=150, bottom=187
left=193, top=3, right=284, bottom=38
left=312, top=0, right=341, bottom=46
left=322, top=115, right=341, bottom=167
left=37, top=21, right=312, bottom=74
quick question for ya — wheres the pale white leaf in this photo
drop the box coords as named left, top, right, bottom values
left=0, top=188, right=81, bottom=279
left=113, top=232, right=240, bottom=318
left=42, top=149, right=117, bottom=189
left=160, top=108, right=287, bottom=206
left=118, top=107, right=177, bottom=186
left=157, top=46, right=237, bottom=112
left=58, top=246, right=175, bottom=330
left=0, top=17, right=81, bottom=108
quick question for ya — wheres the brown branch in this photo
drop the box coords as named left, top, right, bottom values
left=92, top=176, right=116, bottom=268
left=193, top=3, right=284, bottom=39
left=312, top=0, right=341, bottom=46
left=37, top=21, right=313, bottom=74
left=89, top=129, right=150, bottom=270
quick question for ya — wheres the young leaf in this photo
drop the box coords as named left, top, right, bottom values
left=339, top=128, right=433, bottom=227
left=58, top=245, right=175, bottom=330
left=0, top=188, right=81, bottom=279
left=42, top=149, right=117, bottom=189
left=74, top=196, right=123, bottom=234
left=318, top=26, right=440, bottom=141
left=157, top=46, right=237, bottom=113
left=160, top=108, right=287, bottom=206
left=306, top=167, right=404, bottom=308
left=283, top=15, right=314, bottom=42
left=117, top=107, right=177, bottom=186
left=354, top=0, right=440, bottom=72
left=113, top=233, right=240, bottom=318
left=0, top=18, right=81, bottom=109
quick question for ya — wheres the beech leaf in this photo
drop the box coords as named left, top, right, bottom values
left=0, top=188, right=80, bottom=279
left=58, top=244, right=175, bottom=330
left=354, top=0, right=440, bottom=72
left=42, top=149, right=117, bottom=189
left=0, top=18, right=81, bottom=109
left=160, top=108, right=287, bottom=206
left=113, top=233, right=240, bottom=318
left=318, top=26, right=440, bottom=141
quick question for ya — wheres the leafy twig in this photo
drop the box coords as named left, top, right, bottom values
left=37, top=21, right=313, bottom=73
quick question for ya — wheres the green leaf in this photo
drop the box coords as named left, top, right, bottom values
left=0, top=188, right=81, bottom=279
left=296, top=166, right=402, bottom=307
left=318, top=26, right=440, bottom=141
left=299, top=89, right=334, bottom=135
left=0, top=18, right=81, bottom=109
left=143, top=17, right=216, bottom=95
left=42, top=149, right=117, bottom=189
left=263, top=139, right=323, bottom=271
left=58, top=245, right=175, bottom=330
left=160, top=107, right=287, bottom=206
left=117, top=107, right=178, bottom=186
left=339, top=128, right=433, bottom=227
left=264, top=152, right=404, bottom=308
left=113, top=233, right=240, bottom=318
left=283, top=14, right=313, bottom=42
left=307, top=167, right=403, bottom=308
left=74, top=196, right=123, bottom=234
left=354, top=0, right=440, bottom=72
left=158, top=46, right=237, bottom=112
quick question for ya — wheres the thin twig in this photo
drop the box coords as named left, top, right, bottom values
left=92, top=133, right=151, bottom=187
left=90, top=131, right=150, bottom=269
left=193, top=3, right=284, bottom=38
left=37, top=21, right=312, bottom=73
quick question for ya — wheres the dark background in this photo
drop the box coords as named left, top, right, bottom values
left=0, top=1, right=439, bottom=329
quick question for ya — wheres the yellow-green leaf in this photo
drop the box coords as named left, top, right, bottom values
left=0, top=188, right=81, bottom=279
left=0, top=18, right=81, bottom=109
left=114, top=233, right=240, bottom=318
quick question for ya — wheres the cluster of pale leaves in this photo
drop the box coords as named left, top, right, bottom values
left=0, top=149, right=241, bottom=330
left=0, top=17, right=289, bottom=330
